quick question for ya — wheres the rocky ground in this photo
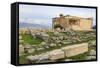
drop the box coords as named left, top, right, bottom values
left=19, top=30, right=96, bottom=64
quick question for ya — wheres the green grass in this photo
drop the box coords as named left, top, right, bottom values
left=19, top=31, right=96, bottom=64
left=21, top=34, right=43, bottom=45
left=19, top=55, right=28, bottom=64
left=46, top=32, right=54, bottom=36
left=19, top=53, right=35, bottom=64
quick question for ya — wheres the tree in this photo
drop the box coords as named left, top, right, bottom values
left=54, top=24, right=63, bottom=29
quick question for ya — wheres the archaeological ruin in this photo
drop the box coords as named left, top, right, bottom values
left=52, top=14, right=93, bottom=30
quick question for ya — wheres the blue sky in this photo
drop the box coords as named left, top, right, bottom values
left=19, top=4, right=96, bottom=28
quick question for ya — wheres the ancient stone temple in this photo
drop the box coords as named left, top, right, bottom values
left=52, top=14, right=93, bottom=30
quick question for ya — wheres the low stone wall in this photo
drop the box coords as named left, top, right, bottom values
left=62, top=43, right=88, bottom=57
left=49, top=43, right=88, bottom=60
left=26, top=43, right=88, bottom=61
left=49, top=49, right=65, bottom=60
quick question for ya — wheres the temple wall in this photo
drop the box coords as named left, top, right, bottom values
left=53, top=15, right=93, bottom=31
left=79, top=19, right=92, bottom=30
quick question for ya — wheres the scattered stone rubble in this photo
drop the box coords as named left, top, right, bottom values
left=89, top=50, right=96, bottom=56
left=19, top=29, right=96, bottom=63
left=86, top=49, right=96, bottom=60
left=26, top=43, right=89, bottom=62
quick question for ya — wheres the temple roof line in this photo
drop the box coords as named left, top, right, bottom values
left=53, top=14, right=93, bottom=20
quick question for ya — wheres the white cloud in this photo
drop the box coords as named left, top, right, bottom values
left=19, top=4, right=96, bottom=26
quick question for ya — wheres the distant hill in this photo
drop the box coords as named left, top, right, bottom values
left=19, top=22, right=51, bottom=29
